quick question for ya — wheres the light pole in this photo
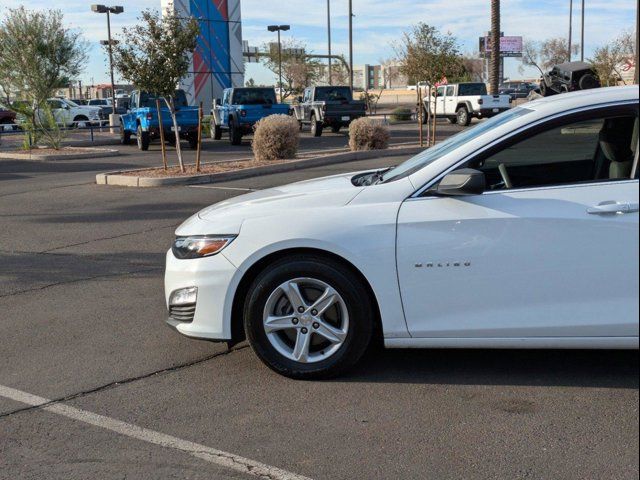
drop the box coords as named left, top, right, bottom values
left=348, top=0, right=354, bottom=91
left=580, top=0, right=585, bottom=62
left=327, top=0, right=332, bottom=85
left=92, top=4, right=123, bottom=126
left=267, top=25, right=290, bottom=98
left=568, top=0, right=573, bottom=61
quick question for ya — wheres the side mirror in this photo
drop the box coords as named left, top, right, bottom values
left=215, top=98, right=222, bottom=106
left=433, top=168, right=485, bottom=196
left=297, top=96, right=303, bottom=103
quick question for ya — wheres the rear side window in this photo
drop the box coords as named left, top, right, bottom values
left=314, top=87, right=352, bottom=101
left=458, top=83, right=487, bottom=96
left=232, top=88, right=276, bottom=105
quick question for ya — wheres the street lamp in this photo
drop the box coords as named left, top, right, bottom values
left=267, top=25, right=290, bottom=98
left=91, top=4, right=123, bottom=126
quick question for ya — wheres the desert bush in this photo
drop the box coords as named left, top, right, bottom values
left=390, top=107, right=412, bottom=122
left=348, top=117, right=390, bottom=151
left=252, top=114, right=299, bottom=161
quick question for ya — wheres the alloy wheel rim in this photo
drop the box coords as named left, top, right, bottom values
left=262, top=277, right=349, bottom=364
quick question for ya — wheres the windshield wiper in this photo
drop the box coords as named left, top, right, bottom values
left=373, top=167, right=394, bottom=184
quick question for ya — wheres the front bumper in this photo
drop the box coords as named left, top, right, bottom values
left=164, top=249, right=237, bottom=340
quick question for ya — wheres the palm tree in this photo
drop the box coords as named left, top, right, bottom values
left=490, top=0, right=500, bottom=94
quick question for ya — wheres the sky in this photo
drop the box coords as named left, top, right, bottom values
left=0, top=0, right=636, bottom=86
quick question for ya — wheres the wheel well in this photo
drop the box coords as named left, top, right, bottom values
left=456, top=103, right=469, bottom=112
left=73, top=115, right=89, bottom=121
left=229, top=247, right=383, bottom=345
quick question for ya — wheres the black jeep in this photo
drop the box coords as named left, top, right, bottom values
left=540, top=61, right=600, bottom=96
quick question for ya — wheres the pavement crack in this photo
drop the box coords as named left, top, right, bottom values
left=0, top=267, right=162, bottom=298
left=0, top=344, right=248, bottom=419
left=40, top=223, right=180, bottom=253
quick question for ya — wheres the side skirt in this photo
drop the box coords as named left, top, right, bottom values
left=384, top=337, right=639, bottom=350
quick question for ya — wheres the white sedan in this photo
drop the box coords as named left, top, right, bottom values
left=165, top=86, right=639, bottom=379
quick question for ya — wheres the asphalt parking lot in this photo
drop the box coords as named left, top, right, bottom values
left=0, top=132, right=638, bottom=479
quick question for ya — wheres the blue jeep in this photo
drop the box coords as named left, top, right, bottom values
left=120, top=90, right=200, bottom=151
left=210, top=87, right=291, bottom=145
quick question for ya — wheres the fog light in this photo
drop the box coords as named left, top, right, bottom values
left=169, top=287, right=198, bottom=306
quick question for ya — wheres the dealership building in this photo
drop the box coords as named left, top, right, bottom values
left=161, top=0, right=244, bottom=108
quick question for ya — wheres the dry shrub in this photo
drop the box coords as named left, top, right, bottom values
left=348, top=117, right=390, bottom=151
left=252, top=114, right=299, bottom=161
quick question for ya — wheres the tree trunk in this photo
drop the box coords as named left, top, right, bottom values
left=490, top=0, right=501, bottom=94
left=166, top=97, right=185, bottom=173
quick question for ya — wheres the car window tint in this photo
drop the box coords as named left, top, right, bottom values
left=467, top=114, right=637, bottom=190
left=458, top=83, right=487, bottom=95
left=446, top=86, right=455, bottom=96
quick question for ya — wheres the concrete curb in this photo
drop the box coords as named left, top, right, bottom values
left=96, top=145, right=424, bottom=187
left=0, top=147, right=119, bottom=161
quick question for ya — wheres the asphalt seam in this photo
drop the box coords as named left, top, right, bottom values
left=0, top=344, right=248, bottom=420
left=0, top=181, right=95, bottom=199
left=0, top=266, right=162, bottom=298
left=40, top=222, right=181, bottom=253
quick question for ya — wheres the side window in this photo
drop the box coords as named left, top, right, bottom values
left=436, top=86, right=445, bottom=96
left=446, top=86, right=455, bottom=96
left=303, top=89, right=311, bottom=102
left=465, top=112, right=638, bottom=190
left=47, top=100, right=62, bottom=109
left=222, top=90, right=230, bottom=105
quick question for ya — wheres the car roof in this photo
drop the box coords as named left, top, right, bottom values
left=553, top=61, right=593, bottom=72
left=525, top=85, right=637, bottom=112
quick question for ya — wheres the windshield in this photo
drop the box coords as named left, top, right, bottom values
left=315, top=87, right=352, bottom=101
left=232, top=88, right=276, bottom=105
left=140, top=90, right=189, bottom=108
left=458, top=83, right=488, bottom=96
left=381, top=107, right=533, bottom=183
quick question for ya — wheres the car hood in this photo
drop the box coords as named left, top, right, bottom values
left=176, top=173, right=363, bottom=235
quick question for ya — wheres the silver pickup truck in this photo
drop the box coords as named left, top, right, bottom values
left=292, top=86, right=366, bottom=136
left=423, top=82, right=511, bottom=126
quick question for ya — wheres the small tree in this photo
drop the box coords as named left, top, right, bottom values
left=111, top=9, right=199, bottom=172
left=394, top=23, right=464, bottom=87
left=0, top=7, right=88, bottom=149
left=520, top=37, right=579, bottom=76
left=261, top=39, right=321, bottom=99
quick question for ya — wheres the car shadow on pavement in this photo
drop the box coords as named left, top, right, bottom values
left=341, top=347, right=639, bottom=389
left=0, top=159, right=141, bottom=175
left=35, top=202, right=206, bottom=224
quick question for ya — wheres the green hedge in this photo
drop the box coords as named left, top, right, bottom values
left=390, top=107, right=413, bottom=122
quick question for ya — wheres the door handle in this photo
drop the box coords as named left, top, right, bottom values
left=587, top=201, right=631, bottom=215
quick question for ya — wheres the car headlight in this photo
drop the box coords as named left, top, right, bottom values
left=172, top=235, right=236, bottom=259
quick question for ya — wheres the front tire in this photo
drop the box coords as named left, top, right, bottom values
left=120, top=124, right=131, bottom=145
left=244, top=254, right=374, bottom=379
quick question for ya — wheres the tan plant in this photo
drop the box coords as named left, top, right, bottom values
left=252, top=114, right=299, bottom=161
left=348, top=117, right=390, bottom=151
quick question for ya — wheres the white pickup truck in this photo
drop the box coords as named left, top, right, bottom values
left=423, top=82, right=511, bottom=126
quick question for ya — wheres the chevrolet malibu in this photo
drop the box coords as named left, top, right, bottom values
left=165, top=86, right=639, bottom=379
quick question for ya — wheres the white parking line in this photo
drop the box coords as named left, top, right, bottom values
left=0, top=384, right=312, bottom=480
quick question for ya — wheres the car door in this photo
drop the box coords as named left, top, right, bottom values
left=396, top=104, right=639, bottom=338
left=433, top=86, right=446, bottom=116
left=221, top=89, right=231, bottom=125
left=445, top=86, right=456, bottom=115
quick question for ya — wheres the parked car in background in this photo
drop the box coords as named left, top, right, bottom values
left=165, top=86, right=639, bottom=379
left=424, top=82, right=511, bottom=126
left=540, top=61, right=600, bottom=96
left=119, top=89, right=200, bottom=151
left=210, top=87, right=291, bottom=145
left=293, top=86, right=366, bottom=136
left=0, top=108, right=17, bottom=130
left=499, top=81, right=539, bottom=100
left=44, top=98, right=102, bottom=126
left=87, top=98, right=127, bottom=117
